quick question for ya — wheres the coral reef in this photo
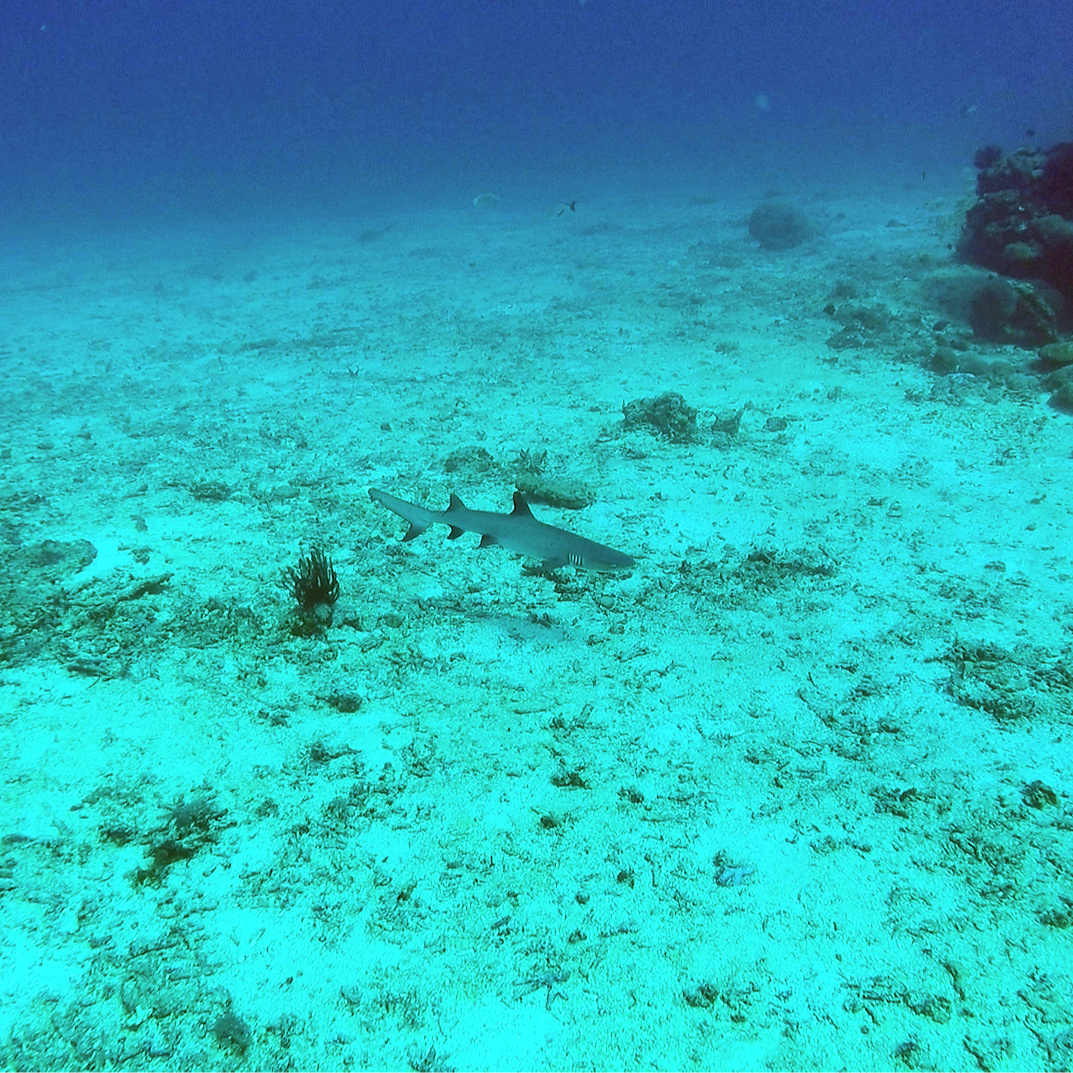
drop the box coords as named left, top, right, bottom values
left=747, top=199, right=812, bottom=250
left=958, top=142, right=1073, bottom=317
left=622, top=392, right=699, bottom=443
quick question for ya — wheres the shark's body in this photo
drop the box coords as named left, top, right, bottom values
left=369, top=488, right=634, bottom=572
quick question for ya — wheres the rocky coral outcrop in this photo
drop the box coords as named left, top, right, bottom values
left=958, top=142, right=1073, bottom=318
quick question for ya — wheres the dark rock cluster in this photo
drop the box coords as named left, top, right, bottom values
left=748, top=199, right=812, bottom=250
left=622, top=391, right=699, bottom=442
left=958, top=141, right=1073, bottom=320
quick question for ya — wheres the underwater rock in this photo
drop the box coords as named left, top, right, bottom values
left=711, top=406, right=746, bottom=437
left=959, top=142, right=1073, bottom=317
left=967, top=277, right=1057, bottom=347
left=748, top=199, right=812, bottom=250
left=622, top=392, right=699, bottom=442
left=1049, top=381, right=1073, bottom=414
left=1039, top=341, right=1073, bottom=368
left=1044, top=363, right=1073, bottom=413
left=20, top=539, right=98, bottom=574
left=973, top=144, right=1003, bottom=170
left=514, top=473, right=594, bottom=510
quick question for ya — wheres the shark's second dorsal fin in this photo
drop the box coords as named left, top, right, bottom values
left=511, top=492, right=535, bottom=518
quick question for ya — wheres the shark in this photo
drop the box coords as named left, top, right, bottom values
left=369, top=488, right=635, bottom=573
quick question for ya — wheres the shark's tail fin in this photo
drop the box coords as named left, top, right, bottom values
left=369, top=488, right=435, bottom=542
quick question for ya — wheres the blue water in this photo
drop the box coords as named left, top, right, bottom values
left=3, top=0, right=1070, bottom=231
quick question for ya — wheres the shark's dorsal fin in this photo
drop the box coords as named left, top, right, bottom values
left=448, top=493, right=466, bottom=511
left=511, top=492, right=535, bottom=518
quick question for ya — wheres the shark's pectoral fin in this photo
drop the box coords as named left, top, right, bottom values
left=541, top=556, right=568, bottom=570
left=478, top=534, right=498, bottom=548
left=448, top=526, right=465, bottom=540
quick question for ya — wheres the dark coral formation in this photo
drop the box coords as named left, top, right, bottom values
left=748, top=199, right=812, bottom=250
left=972, top=144, right=1004, bottom=170
left=968, top=277, right=1057, bottom=347
left=622, top=392, right=698, bottom=442
left=958, top=142, right=1073, bottom=319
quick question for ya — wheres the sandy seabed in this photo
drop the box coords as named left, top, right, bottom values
left=1, top=185, right=1071, bottom=1071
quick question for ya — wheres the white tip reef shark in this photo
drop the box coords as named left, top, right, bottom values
left=369, top=488, right=635, bottom=572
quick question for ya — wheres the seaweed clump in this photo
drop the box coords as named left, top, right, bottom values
left=281, top=547, right=340, bottom=629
